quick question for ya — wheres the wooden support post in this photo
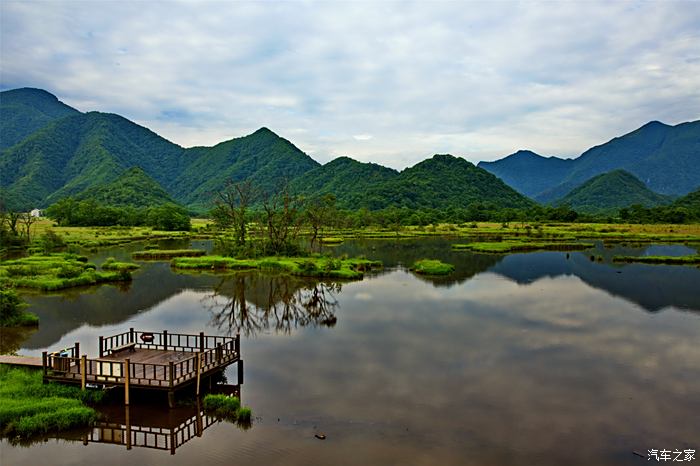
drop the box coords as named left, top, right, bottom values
left=163, top=330, right=168, bottom=351
left=98, top=336, right=104, bottom=358
left=238, top=359, right=244, bottom=385
left=235, top=333, right=240, bottom=358
left=42, top=351, right=47, bottom=377
left=199, top=331, right=205, bottom=353
left=169, top=361, right=174, bottom=388
left=129, top=327, right=135, bottom=344
left=125, top=405, right=132, bottom=450
left=80, top=355, right=87, bottom=390
left=124, top=358, right=130, bottom=406
left=74, top=342, right=80, bottom=357
left=196, top=352, right=202, bottom=397
left=170, top=432, right=176, bottom=455
left=167, top=391, right=175, bottom=409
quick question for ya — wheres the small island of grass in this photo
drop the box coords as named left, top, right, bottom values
left=101, top=257, right=140, bottom=271
left=171, top=255, right=382, bottom=279
left=612, top=255, right=700, bottom=265
left=202, top=394, right=252, bottom=427
left=132, top=249, right=206, bottom=260
left=411, top=259, right=455, bottom=275
left=0, top=366, right=104, bottom=439
left=0, top=253, right=132, bottom=291
left=452, top=240, right=594, bottom=254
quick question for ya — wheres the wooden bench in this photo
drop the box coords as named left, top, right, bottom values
left=110, top=342, right=136, bottom=354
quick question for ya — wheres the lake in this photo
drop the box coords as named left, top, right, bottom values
left=2, top=238, right=699, bottom=465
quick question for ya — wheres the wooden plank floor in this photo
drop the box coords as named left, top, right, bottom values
left=0, top=355, right=42, bottom=367
left=101, top=348, right=195, bottom=365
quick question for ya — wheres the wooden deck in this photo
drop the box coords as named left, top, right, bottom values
left=0, top=355, right=42, bottom=367
left=42, top=330, right=243, bottom=405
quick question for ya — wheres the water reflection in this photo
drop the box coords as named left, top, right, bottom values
left=0, top=326, right=38, bottom=354
left=205, top=273, right=341, bottom=336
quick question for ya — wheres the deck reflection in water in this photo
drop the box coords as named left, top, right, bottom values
left=84, top=384, right=240, bottom=455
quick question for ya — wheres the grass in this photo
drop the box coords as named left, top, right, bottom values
left=132, top=249, right=207, bottom=260
left=452, top=240, right=595, bottom=254
left=171, top=255, right=383, bottom=279
left=411, top=259, right=455, bottom=275
left=0, top=253, right=132, bottom=291
left=101, top=257, right=140, bottom=271
left=612, top=255, right=700, bottom=265
left=0, top=366, right=104, bottom=439
left=202, top=394, right=252, bottom=427
left=0, top=288, right=38, bottom=327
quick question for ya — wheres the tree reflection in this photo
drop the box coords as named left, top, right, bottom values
left=205, top=272, right=341, bottom=336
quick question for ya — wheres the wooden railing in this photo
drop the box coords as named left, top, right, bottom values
left=99, top=329, right=237, bottom=357
left=43, top=332, right=240, bottom=389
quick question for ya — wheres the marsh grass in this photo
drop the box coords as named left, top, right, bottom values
left=202, top=394, right=251, bottom=428
left=101, top=257, right=140, bottom=271
left=452, top=241, right=595, bottom=253
left=171, top=255, right=382, bottom=279
left=132, top=249, right=206, bottom=260
left=0, top=366, right=103, bottom=439
left=0, top=254, right=131, bottom=291
left=411, top=259, right=455, bottom=275
left=612, top=255, right=700, bottom=265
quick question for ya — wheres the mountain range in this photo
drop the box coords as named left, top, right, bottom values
left=478, top=120, right=700, bottom=202
left=1, top=87, right=698, bottom=214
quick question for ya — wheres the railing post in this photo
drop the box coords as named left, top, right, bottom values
left=169, top=361, right=174, bottom=388
left=98, top=336, right=104, bottom=358
left=74, top=342, right=80, bottom=358
left=81, top=355, right=87, bottom=390
left=199, top=332, right=205, bottom=352
left=129, top=327, right=135, bottom=344
left=163, top=330, right=168, bottom=351
left=42, top=351, right=47, bottom=377
left=124, top=359, right=130, bottom=406
left=235, top=333, right=240, bottom=359
left=196, top=352, right=202, bottom=396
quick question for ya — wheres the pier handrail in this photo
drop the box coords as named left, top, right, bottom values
left=100, top=329, right=237, bottom=357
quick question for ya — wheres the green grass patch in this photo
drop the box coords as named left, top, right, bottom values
left=452, top=241, right=594, bottom=253
left=132, top=249, right=206, bottom=260
left=101, top=257, right=140, bottom=271
left=612, top=255, right=700, bottom=265
left=0, top=366, right=103, bottom=439
left=0, top=253, right=132, bottom=291
left=320, top=237, right=344, bottom=244
left=172, top=255, right=382, bottom=279
left=0, top=288, right=38, bottom=327
left=202, top=394, right=252, bottom=427
left=411, top=259, right=455, bottom=275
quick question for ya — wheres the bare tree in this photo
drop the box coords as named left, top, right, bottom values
left=212, top=180, right=256, bottom=247
left=260, top=183, right=304, bottom=255
left=18, top=213, right=37, bottom=244
left=305, top=194, right=337, bottom=251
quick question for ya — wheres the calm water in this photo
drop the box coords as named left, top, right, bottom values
left=2, top=239, right=699, bottom=465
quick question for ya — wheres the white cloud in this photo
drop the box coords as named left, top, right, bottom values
left=1, top=0, right=699, bottom=168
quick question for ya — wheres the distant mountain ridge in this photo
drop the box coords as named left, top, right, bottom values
left=479, top=120, right=700, bottom=201
left=554, top=170, right=672, bottom=213
left=1, top=87, right=698, bottom=214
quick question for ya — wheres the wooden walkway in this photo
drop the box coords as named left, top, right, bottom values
left=0, top=355, right=42, bottom=367
left=42, top=329, right=243, bottom=406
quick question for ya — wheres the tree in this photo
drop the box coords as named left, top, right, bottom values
left=212, top=180, right=255, bottom=246
left=18, top=213, right=37, bottom=244
left=261, top=183, right=304, bottom=255
left=305, top=194, right=337, bottom=251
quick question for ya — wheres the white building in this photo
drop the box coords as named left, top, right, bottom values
left=30, top=208, right=42, bottom=218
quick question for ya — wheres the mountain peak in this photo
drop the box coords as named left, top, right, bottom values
left=252, top=127, right=278, bottom=137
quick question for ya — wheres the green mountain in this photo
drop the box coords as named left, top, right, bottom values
left=0, top=111, right=186, bottom=209
left=0, top=88, right=81, bottom=150
left=672, top=186, right=700, bottom=210
left=554, top=169, right=671, bottom=213
left=172, top=127, right=321, bottom=210
left=479, top=120, right=700, bottom=201
left=74, top=167, right=177, bottom=208
left=289, top=156, right=399, bottom=208
left=358, top=154, right=534, bottom=210
left=477, top=150, right=574, bottom=198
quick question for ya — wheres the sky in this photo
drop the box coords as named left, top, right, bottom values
left=1, top=1, right=699, bottom=169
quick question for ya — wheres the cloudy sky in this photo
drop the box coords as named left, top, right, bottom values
left=1, top=1, right=699, bottom=168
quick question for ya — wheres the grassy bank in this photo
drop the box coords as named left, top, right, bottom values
left=0, top=288, right=38, bottom=327
left=0, top=366, right=103, bottom=439
left=171, top=255, right=382, bottom=279
left=612, top=255, right=700, bottom=265
left=452, top=240, right=595, bottom=254
left=100, top=257, right=140, bottom=271
left=0, top=254, right=132, bottom=291
left=411, top=259, right=455, bottom=275
left=132, top=249, right=206, bottom=260
left=202, top=394, right=252, bottom=427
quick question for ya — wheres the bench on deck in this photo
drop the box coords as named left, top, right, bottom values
left=111, top=342, right=136, bottom=354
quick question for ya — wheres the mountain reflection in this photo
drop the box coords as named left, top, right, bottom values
left=205, top=273, right=341, bottom=336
